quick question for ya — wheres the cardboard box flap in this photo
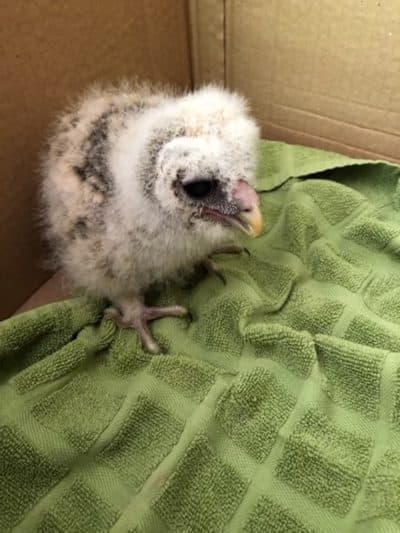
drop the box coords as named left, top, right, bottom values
left=224, top=0, right=400, bottom=163
left=189, top=0, right=225, bottom=86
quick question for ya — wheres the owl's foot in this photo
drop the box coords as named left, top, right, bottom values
left=212, top=243, right=251, bottom=256
left=202, top=257, right=227, bottom=285
left=105, top=302, right=188, bottom=354
left=202, top=243, right=250, bottom=284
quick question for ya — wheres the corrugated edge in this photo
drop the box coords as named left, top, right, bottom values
left=224, top=0, right=232, bottom=88
left=183, top=0, right=195, bottom=90
left=188, top=0, right=225, bottom=86
left=188, top=0, right=201, bottom=86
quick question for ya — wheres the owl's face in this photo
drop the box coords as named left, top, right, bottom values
left=154, top=117, right=262, bottom=238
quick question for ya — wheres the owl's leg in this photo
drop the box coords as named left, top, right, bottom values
left=105, top=295, right=188, bottom=354
left=211, top=242, right=251, bottom=256
left=202, top=257, right=226, bottom=285
left=202, top=242, right=250, bottom=284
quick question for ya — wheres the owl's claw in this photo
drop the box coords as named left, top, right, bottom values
left=202, top=258, right=227, bottom=285
left=202, top=243, right=250, bottom=285
left=105, top=304, right=188, bottom=354
left=212, top=243, right=251, bottom=256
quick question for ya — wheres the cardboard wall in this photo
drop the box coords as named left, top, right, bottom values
left=0, top=0, right=191, bottom=319
left=189, top=0, right=225, bottom=85
left=191, top=0, right=400, bottom=163
left=3, top=0, right=400, bottom=317
left=226, top=0, right=400, bottom=162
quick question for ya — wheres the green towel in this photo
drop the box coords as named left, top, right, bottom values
left=2, top=140, right=400, bottom=533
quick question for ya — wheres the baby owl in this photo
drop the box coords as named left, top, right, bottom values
left=41, top=82, right=262, bottom=353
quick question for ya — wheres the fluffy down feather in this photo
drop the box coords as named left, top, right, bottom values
left=40, top=82, right=261, bottom=352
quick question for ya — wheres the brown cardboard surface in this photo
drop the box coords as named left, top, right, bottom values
left=224, top=0, right=400, bottom=162
left=0, top=0, right=191, bottom=319
left=189, top=0, right=225, bottom=85
left=15, top=272, right=69, bottom=316
left=4, top=0, right=400, bottom=318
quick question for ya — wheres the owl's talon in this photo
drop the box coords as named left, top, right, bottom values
left=203, top=258, right=227, bottom=285
left=104, top=307, right=127, bottom=327
left=105, top=303, right=188, bottom=354
left=216, top=270, right=227, bottom=285
left=212, top=243, right=250, bottom=256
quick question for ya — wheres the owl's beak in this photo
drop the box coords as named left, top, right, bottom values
left=198, top=179, right=263, bottom=236
left=232, top=180, right=263, bottom=237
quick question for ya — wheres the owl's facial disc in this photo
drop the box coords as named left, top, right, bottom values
left=181, top=177, right=263, bottom=237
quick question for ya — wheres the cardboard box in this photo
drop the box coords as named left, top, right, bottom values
left=191, top=0, right=400, bottom=162
left=2, top=0, right=399, bottom=317
left=1, top=0, right=191, bottom=318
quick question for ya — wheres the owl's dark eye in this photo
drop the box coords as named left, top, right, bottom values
left=182, top=179, right=216, bottom=200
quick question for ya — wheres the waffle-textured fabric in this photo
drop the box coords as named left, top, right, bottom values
left=1, top=141, right=400, bottom=532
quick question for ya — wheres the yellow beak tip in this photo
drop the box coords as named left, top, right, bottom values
left=247, top=208, right=264, bottom=238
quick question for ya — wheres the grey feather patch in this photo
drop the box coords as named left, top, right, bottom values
left=75, top=102, right=147, bottom=195
left=96, top=255, right=115, bottom=279
left=74, top=217, right=88, bottom=238
left=207, top=182, right=240, bottom=216
left=75, top=108, right=116, bottom=194
left=67, top=217, right=89, bottom=240
left=70, top=115, right=79, bottom=128
left=140, top=125, right=185, bottom=200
